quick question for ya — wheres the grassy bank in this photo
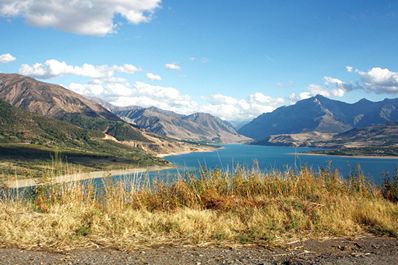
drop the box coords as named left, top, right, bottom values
left=0, top=166, right=397, bottom=251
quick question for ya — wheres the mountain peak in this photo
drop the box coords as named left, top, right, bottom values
left=0, top=73, right=148, bottom=142
left=238, top=95, right=398, bottom=141
left=358, top=98, right=371, bottom=103
left=314, top=94, right=328, bottom=100
left=115, top=107, right=250, bottom=143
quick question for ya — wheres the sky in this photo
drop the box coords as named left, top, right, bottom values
left=0, top=0, right=398, bottom=123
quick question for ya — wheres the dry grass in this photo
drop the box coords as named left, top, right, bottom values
left=0, top=165, right=397, bottom=251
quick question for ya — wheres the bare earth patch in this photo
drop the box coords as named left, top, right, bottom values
left=0, top=236, right=397, bottom=265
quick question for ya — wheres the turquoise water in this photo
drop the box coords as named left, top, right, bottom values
left=158, top=144, right=398, bottom=185
left=4, top=144, right=398, bottom=197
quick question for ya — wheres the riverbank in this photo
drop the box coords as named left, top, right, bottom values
left=4, top=165, right=174, bottom=188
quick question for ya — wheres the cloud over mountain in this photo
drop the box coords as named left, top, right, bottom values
left=19, top=59, right=139, bottom=79
left=202, top=93, right=284, bottom=122
left=356, top=67, right=398, bottom=94
left=69, top=78, right=198, bottom=115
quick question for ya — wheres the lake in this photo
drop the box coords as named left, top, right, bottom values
left=151, top=144, right=398, bottom=185
left=5, top=144, right=398, bottom=197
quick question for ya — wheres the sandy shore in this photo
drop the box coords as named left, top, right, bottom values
left=157, top=146, right=219, bottom=158
left=4, top=147, right=219, bottom=188
left=291, top=152, right=398, bottom=159
left=5, top=165, right=174, bottom=189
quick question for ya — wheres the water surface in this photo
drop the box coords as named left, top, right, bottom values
left=160, top=144, right=398, bottom=185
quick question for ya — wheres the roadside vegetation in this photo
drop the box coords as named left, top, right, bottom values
left=0, top=164, right=397, bottom=251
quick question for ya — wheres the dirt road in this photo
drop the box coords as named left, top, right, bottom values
left=0, top=236, right=397, bottom=264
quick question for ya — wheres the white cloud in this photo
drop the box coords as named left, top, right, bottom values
left=0, top=0, right=161, bottom=36
left=0, top=53, right=16, bottom=63
left=290, top=76, right=348, bottom=102
left=201, top=93, right=284, bottom=121
left=67, top=73, right=283, bottom=121
left=68, top=78, right=198, bottom=115
left=346, top=66, right=353, bottom=72
left=19, top=59, right=139, bottom=79
left=165, top=63, right=181, bottom=70
left=356, top=67, right=398, bottom=94
left=146, top=72, right=161, bottom=81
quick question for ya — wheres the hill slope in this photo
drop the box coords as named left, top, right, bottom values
left=0, top=73, right=147, bottom=142
left=114, top=106, right=250, bottom=143
left=0, top=99, right=164, bottom=179
left=254, top=123, right=398, bottom=149
left=239, top=95, right=398, bottom=141
left=0, top=99, right=95, bottom=148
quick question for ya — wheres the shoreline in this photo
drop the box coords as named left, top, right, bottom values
left=156, top=146, right=221, bottom=158
left=4, top=146, right=221, bottom=188
left=291, top=152, right=398, bottom=160
left=4, top=165, right=174, bottom=189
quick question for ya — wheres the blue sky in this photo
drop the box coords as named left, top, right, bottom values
left=0, top=0, right=398, bottom=122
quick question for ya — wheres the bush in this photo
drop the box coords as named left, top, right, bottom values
left=383, top=169, right=398, bottom=202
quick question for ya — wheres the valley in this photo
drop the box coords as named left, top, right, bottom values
left=2, top=2, right=398, bottom=264
left=0, top=74, right=223, bottom=183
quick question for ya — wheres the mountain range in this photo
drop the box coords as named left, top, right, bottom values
left=2, top=73, right=398, bottom=157
left=106, top=104, right=250, bottom=144
left=0, top=73, right=250, bottom=178
left=0, top=73, right=148, bottom=142
left=239, top=95, right=398, bottom=142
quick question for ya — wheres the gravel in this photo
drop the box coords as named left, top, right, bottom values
left=0, top=236, right=397, bottom=265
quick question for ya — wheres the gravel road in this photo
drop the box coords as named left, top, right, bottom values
left=0, top=236, right=397, bottom=264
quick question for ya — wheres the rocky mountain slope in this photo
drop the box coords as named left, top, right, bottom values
left=0, top=74, right=220, bottom=178
left=255, top=124, right=398, bottom=149
left=114, top=106, right=250, bottom=143
left=0, top=98, right=165, bottom=179
left=0, top=99, right=96, bottom=148
left=0, top=73, right=147, bottom=142
left=239, top=95, right=398, bottom=141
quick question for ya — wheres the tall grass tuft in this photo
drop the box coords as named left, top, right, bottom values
left=0, top=164, right=397, bottom=251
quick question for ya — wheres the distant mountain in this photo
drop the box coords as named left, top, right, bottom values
left=0, top=74, right=147, bottom=142
left=114, top=106, right=250, bottom=143
left=239, top=95, right=398, bottom=141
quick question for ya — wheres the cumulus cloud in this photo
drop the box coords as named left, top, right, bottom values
left=146, top=72, right=161, bottom=81
left=165, top=63, right=181, bottom=70
left=69, top=78, right=198, bottom=115
left=290, top=76, right=348, bottom=102
left=67, top=73, right=283, bottom=121
left=201, top=93, right=284, bottom=121
left=289, top=66, right=398, bottom=102
left=19, top=59, right=139, bottom=79
left=356, top=67, right=398, bottom=94
left=0, top=53, right=16, bottom=63
left=0, top=0, right=161, bottom=36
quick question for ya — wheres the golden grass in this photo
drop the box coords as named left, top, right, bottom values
left=0, top=166, right=397, bottom=251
